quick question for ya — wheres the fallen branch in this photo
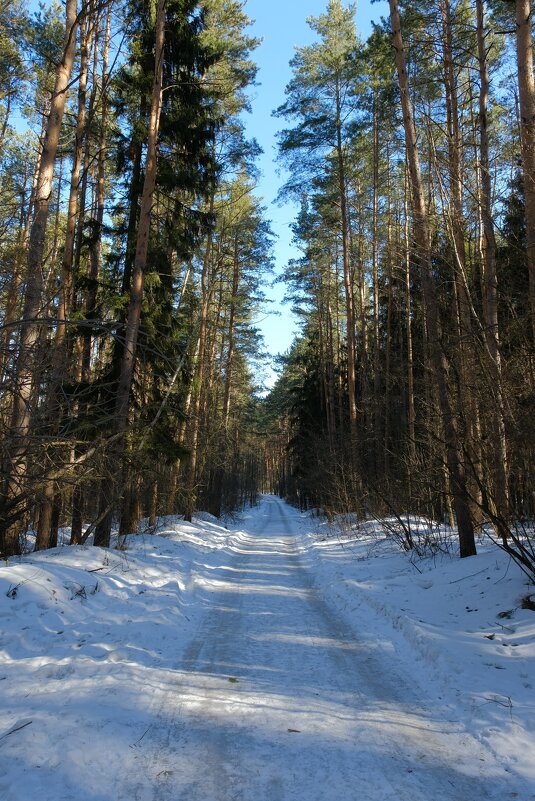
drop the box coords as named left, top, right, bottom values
left=481, top=695, right=513, bottom=721
left=0, top=720, right=33, bottom=741
left=130, top=725, right=151, bottom=749
left=449, top=567, right=490, bottom=584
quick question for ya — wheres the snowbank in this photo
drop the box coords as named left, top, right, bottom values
left=0, top=503, right=534, bottom=798
left=302, top=514, right=535, bottom=786
left=0, top=516, right=233, bottom=800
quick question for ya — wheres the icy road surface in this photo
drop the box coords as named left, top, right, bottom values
left=120, top=496, right=510, bottom=801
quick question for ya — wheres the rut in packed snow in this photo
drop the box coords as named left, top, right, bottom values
left=1, top=496, right=526, bottom=801
left=119, top=496, right=509, bottom=801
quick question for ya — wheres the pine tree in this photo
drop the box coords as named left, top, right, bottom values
left=275, top=0, right=360, bottom=442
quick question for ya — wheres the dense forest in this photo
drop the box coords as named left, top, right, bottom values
left=263, top=0, right=535, bottom=575
left=0, top=0, right=534, bottom=578
left=0, top=0, right=269, bottom=558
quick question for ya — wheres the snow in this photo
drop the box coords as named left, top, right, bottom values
left=0, top=495, right=534, bottom=800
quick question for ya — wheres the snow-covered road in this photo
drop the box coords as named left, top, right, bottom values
left=1, top=495, right=530, bottom=800
left=119, top=496, right=510, bottom=801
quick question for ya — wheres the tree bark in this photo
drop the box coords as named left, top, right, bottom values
left=388, top=0, right=476, bottom=557
left=0, top=151, right=37, bottom=385
left=476, top=0, right=509, bottom=526
left=335, top=78, right=358, bottom=439
left=35, top=5, right=99, bottom=551
left=84, top=2, right=112, bottom=374
left=438, top=0, right=483, bottom=525
left=515, top=0, right=535, bottom=344
left=372, top=92, right=382, bottom=474
left=183, top=195, right=215, bottom=522
left=94, top=0, right=166, bottom=547
left=0, top=0, right=79, bottom=558
left=403, top=171, right=416, bottom=463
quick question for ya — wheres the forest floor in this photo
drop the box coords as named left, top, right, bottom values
left=0, top=495, right=534, bottom=800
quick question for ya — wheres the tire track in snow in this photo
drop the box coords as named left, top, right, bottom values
left=120, top=496, right=513, bottom=801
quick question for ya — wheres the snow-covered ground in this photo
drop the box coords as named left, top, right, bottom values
left=0, top=495, right=533, bottom=800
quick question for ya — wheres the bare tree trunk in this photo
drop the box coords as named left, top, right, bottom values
left=85, top=1, right=111, bottom=371
left=372, top=93, right=382, bottom=473
left=388, top=0, right=476, bottom=557
left=0, top=152, right=37, bottom=385
left=476, top=0, right=509, bottom=526
left=94, top=0, right=166, bottom=547
left=60, top=6, right=94, bottom=354
left=35, top=6, right=98, bottom=552
left=354, top=194, right=369, bottom=447
left=384, top=257, right=393, bottom=479
left=183, top=197, right=215, bottom=522
left=0, top=0, right=79, bottom=557
left=403, top=172, right=416, bottom=463
left=148, top=476, right=158, bottom=528
left=326, top=302, right=337, bottom=441
left=69, top=4, right=112, bottom=543
left=515, top=0, right=535, bottom=343
left=119, top=470, right=142, bottom=536
left=196, top=267, right=223, bottom=506
left=439, top=0, right=471, bottom=354
left=206, top=237, right=241, bottom=518
left=438, top=0, right=483, bottom=525
left=0, top=87, right=12, bottom=155
left=222, top=237, right=240, bottom=429
left=335, top=78, right=357, bottom=439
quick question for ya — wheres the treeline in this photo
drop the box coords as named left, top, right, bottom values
left=264, top=0, right=535, bottom=570
left=0, top=0, right=270, bottom=557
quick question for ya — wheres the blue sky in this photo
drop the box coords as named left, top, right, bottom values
left=242, top=0, right=389, bottom=383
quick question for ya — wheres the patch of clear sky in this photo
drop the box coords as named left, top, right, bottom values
left=244, top=0, right=389, bottom=387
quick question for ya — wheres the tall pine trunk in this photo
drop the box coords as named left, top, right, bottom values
left=388, top=0, right=476, bottom=557
left=335, top=79, right=357, bottom=439
left=94, top=0, right=166, bottom=547
left=476, top=0, right=509, bottom=526
left=35, top=6, right=99, bottom=552
left=515, top=0, right=535, bottom=344
left=0, top=0, right=79, bottom=557
left=438, top=0, right=483, bottom=525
